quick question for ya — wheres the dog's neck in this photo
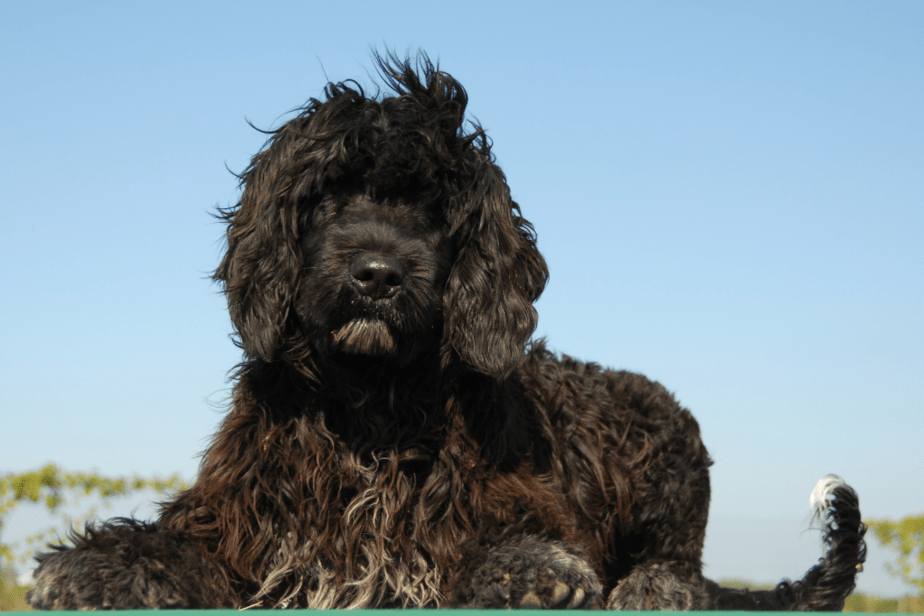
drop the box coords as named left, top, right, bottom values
left=321, top=352, right=447, bottom=454
left=238, top=352, right=548, bottom=472
left=240, top=351, right=446, bottom=456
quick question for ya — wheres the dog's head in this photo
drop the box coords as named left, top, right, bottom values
left=215, top=53, right=548, bottom=380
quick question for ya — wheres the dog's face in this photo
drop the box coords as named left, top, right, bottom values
left=295, top=187, right=453, bottom=365
left=215, top=57, right=549, bottom=380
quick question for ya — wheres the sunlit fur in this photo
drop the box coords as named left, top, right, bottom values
left=27, top=53, right=865, bottom=611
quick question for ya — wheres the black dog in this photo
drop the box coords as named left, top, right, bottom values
left=27, top=53, right=866, bottom=610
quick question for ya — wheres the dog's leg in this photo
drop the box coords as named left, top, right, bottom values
left=453, top=535, right=603, bottom=609
left=604, top=482, right=712, bottom=613
left=607, top=444, right=712, bottom=609
left=26, top=518, right=234, bottom=610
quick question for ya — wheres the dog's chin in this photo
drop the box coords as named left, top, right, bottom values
left=331, top=318, right=397, bottom=357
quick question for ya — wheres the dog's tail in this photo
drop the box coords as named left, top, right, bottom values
left=706, top=475, right=867, bottom=611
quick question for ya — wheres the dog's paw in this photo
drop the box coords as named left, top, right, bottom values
left=26, top=520, right=235, bottom=610
left=462, top=536, right=603, bottom=609
left=606, top=560, right=708, bottom=610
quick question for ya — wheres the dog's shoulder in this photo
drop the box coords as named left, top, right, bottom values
left=520, top=340, right=703, bottom=443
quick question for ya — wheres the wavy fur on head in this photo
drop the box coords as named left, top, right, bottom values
left=215, top=52, right=547, bottom=381
left=27, top=52, right=865, bottom=611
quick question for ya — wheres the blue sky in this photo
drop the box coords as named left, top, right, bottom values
left=2, top=0, right=922, bottom=597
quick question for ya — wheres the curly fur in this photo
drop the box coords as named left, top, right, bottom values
left=27, top=52, right=865, bottom=611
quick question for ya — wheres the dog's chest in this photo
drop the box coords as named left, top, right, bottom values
left=294, top=458, right=447, bottom=608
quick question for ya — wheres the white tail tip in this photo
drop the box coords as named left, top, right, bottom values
left=809, top=474, right=846, bottom=518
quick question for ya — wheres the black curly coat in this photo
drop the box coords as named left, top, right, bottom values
left=27, top=53, right=865, bottom=611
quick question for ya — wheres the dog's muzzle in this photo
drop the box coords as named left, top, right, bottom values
left=330, top=252, right=409, bottom=356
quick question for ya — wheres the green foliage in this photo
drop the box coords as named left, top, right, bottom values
left=844, top=591, right=924, bottom=613
left=1, top=561, right=32, bottom=611
left=868, top=513, right=924, bottom=593
left=0, top=464, right=188, bottom=571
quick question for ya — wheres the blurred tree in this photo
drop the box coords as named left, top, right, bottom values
left=0, top=464, right=187, bottom=571
left=867, top=513, right=924, bottom=593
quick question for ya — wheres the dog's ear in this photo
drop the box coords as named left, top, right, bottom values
left=444, top=165, right=549, bottom=380
left=214, top=123, right=315, bottom=362
left=215, top=81, right=373, bottom=362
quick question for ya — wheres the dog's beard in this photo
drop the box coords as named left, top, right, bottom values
left=331, top=318, right=397, bottom=356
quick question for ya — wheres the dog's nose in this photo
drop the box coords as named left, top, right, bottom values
left=350, top=253, right=406, bottom=299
